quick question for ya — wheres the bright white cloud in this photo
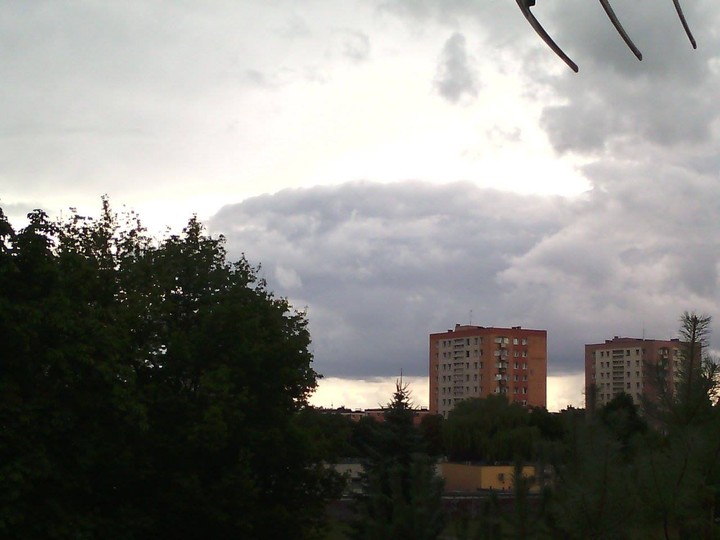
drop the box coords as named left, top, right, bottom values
left=309, top=374, right=585, bottom=412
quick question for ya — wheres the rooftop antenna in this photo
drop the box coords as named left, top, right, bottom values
left=516, top=0, right=578, bottom=72
left=673, top=0, right=697, bottom=48
left=469, top=309, right=473, bottom=325
left=516, top=0, right=697, bottom=71
left=598, top=0, right=642, bottom=60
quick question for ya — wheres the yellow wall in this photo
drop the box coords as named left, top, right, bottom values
left=440, top=463, right=538, bottom=493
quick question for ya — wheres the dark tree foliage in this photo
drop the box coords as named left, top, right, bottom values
left=419, top=413, right=444, bottom=457
left=351, top=382, right=445, bottom=540
left=293, top=407, right=357, bottom=461
left=0, top=201, right=336, bottom=540
left=598, top=392, right=647, bottom=458
left=443, top=395, right=538, bottom=462
left=527, top=406, right=564, bottom=442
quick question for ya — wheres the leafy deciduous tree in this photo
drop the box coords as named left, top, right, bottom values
left=0, top=201, right=336, bottom=539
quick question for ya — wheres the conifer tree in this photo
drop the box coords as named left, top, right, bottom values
left=351, top=381, right=445, bottom=540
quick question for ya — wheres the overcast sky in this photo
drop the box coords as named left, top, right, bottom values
left=3, top=1, right=720, bottom=410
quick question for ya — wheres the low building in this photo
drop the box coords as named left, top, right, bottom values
left=439, top=462, right=540, bottom=493
left=331, top=461, right=543, bottom=496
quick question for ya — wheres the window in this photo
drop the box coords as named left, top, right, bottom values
left=522, top=351, right=528, bottom=357
left=466, top=362, right=469, bottom=368
left=479, top=362, right=483, bottom=369
left=626, top=350, right=630, bottom=356
left=522, top=363, right=527, bottom=369
left=474, top=362, right=478, bottom=369
left=474, top=374, right=478, bottom=381
left=514, top=362, right=519, bottom=369
left=626, top=382, right=631, bottom=389
left=474, top=337, right=479, bottom=345
left=514, top=351, right=519, bottom=357
left=466, top=351, right=470, bottom=358
left=521, top=338, right=528, bottom=345
left=466, top=338, right=470, bottom=345
left=513, top=338, right=519, bottom=345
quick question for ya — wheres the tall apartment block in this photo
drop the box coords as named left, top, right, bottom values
left=429, top=324, right=547, bottom=418
left=585, top=336, right=684, bottom=411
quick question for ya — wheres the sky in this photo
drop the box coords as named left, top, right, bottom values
left=2, top=1, right=720, bottom=411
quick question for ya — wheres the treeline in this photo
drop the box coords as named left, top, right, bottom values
left=297, top=396, right=564, bottom=464
left=310, top=313, right=720, bottom=539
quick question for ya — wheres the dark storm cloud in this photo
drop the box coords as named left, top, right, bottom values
left=209, top=182, right=567, bottom=379
left=209, top=178, right=720, bottom=381
left=531, top=0, right=720, bottom=156
left=434, top=32, right=478, bottom=103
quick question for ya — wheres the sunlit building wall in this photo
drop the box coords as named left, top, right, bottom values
left=429, top=324, right=548, bottom=418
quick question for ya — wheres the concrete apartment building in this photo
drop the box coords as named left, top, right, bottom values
left=429, top=324, right=547, bottom=418
left=585, top=336, right=684, bottom=410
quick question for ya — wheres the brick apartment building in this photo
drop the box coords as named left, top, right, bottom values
left=429, top=324, right=547, bottom=418
left=584, top=336, right=685, bottom=411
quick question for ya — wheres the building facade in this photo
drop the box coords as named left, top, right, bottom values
left=429, top=324, right=547, bottom=418
left=584, top=336, right=684, bottom=410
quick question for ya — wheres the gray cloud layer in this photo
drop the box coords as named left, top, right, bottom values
left=209, top=179, right=720, bottom=381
